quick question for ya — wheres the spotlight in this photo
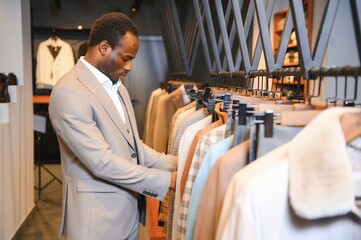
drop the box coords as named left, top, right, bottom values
left=131, top=0, right=143, bottom=13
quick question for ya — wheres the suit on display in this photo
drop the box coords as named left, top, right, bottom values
left=36, top=37, right=75, bottom=88
left=49, top=60, right=177, bottom=240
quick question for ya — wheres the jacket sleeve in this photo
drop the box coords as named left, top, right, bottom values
left=141, top=142, right=178, bottom=171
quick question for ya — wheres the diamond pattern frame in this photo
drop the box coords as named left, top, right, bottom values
left=156, top=0, right=201, bottom=77
left=159, top=0, right=360, bottom=80
left=290, top=0, right=340, bottom=78
left=350, top=0, right=361, bottom=64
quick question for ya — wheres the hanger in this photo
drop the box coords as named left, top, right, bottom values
left=309, top=65, right=360, bottom=108
left=51, top=29, right=59, bottom=41
left=341, top=112, right=361, bottom=143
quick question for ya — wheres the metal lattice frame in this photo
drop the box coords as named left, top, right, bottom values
left=159, top=0, right=361, bottom=79
left=156, top=0, right=200, bottom=77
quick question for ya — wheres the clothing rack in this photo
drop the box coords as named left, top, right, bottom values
left=151, top=1, right=361, bottom=238
left=307, top=65, right=360, bottom=106
left=159, top=0, right=361, bottom=100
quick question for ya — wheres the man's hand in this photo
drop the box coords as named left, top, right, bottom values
left=169, top=171, right=177, bottom=190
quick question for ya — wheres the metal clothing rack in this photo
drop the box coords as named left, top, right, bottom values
left=34, top=114, right=62, bottom=200
left=158, top=0, right=361, bottom=100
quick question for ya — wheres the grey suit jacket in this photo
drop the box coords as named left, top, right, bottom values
left=49, top=60, right=177, bottom=240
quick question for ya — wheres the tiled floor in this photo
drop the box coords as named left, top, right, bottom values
left=14, top=164, right=150, bottom=240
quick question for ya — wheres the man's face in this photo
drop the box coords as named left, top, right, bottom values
left=99, top=32, right=139, bottom=83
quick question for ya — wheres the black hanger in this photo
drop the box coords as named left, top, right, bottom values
left=51, top=29, right=59, bottom=41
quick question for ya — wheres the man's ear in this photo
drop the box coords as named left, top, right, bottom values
left=99, top=40, right=110, bottom=55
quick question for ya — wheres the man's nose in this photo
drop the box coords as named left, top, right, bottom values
left=124, top=61, right=132, bottom=72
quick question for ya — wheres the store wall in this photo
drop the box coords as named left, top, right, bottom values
left=324, top=0, right=361, bottom=103
left=308, top=0, right=361, bottom=103
left=0, top=0, right=35, bottom=239
left=125, top=36, right=169, bottom=137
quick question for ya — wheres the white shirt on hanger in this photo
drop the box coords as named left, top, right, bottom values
left=216, top=107, right=361, bottom=240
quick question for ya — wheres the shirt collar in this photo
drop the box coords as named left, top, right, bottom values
left=80, top=57, right=121, bottom=92
left=288, top=107, right=361, bottom=220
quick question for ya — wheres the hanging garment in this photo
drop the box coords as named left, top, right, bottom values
left=167, top=101, right=196, bottom=155
left=179, top=106, right=228, bottom=198
left=256, top=125, right=302, bottom=158
left=186, top=135, right=234, bottom=240
left=143, top=87, right=163, bottom=141
left=147, top=86, right=185, bottom=239
left=216, top=107, right=361, bottom=240
left=172, top=107, right=210, bottom=157
left=167, top=101, right=197, bottom=155
left=170, top=113, right=211, bottom=240
left=178, top=123, right=230, bottom=240
left=36, top=37, right=75, bottom=88
left=159, top=102, right=202, bottom=229
left=194, top=139, right=250, bottom=240
left=152, top=85, right=186, bottom=153
left=145, top=89, right=167, bottom=147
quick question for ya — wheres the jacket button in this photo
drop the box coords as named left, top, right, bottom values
left=131, top=153, right=137, bottom=158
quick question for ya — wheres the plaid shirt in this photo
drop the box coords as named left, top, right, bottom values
left=177, top=124, right=228, bottom=239
left=167, top=101, right=196, bottom=154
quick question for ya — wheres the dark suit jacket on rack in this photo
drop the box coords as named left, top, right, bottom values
left=49, top=60, right=177, bottom=240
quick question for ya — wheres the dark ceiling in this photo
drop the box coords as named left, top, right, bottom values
left=30, top=0, right=190, bottom=36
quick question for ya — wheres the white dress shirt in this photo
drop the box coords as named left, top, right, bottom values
left=80, top=57, right=126, bottom=124
left=216, top=107, right=361, bottom=240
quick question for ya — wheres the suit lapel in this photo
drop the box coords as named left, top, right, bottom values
left=118, top=85, right=137, bottom=129
left=118, top=85, right=139, bottom=148
left=74, top=61, right=135, bottom=150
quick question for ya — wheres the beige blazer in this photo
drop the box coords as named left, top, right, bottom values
left=152, top=87, right=184, bottom=153
left=49, top=60, right=177, bottom=240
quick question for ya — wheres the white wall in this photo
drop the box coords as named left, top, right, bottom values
left=0, top=0, right=35, bottom=239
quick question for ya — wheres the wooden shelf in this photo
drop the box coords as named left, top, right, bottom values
left=287, top=42, right=297, bottom=48
left=273, top=0, right=313, bottom=55
left=283, top=61, right=299, bottom=67
left=33, top=95, right=50, bottom=104
left=273, top=0, right=314, bottom=96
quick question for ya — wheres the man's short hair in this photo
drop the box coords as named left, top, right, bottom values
left=88, top=12, right=138, bottom=49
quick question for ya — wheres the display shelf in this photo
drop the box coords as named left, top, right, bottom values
left=283, top=61, right=299, bottom=67
left=0, top=103, right=9, bottom=124
left=287, top=42, right=297, bottom=49
left=273, top=0, right=314, bottom=66
left=8, top=86, right=18, bottom=103
left=273, top=0, right=314, bottom=97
